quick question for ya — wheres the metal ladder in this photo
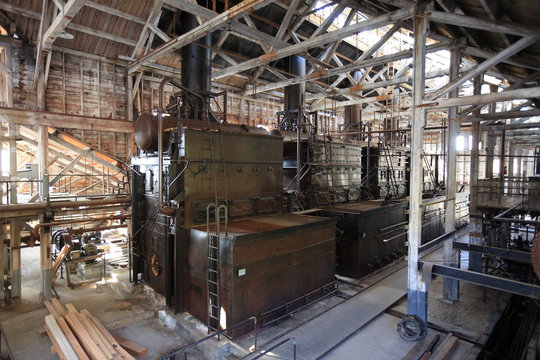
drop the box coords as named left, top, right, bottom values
left=380, top=144, right=400, bottom=197
left=422, top=151, right=437, bottom=189
left=206, top=203, right=228, bottom=333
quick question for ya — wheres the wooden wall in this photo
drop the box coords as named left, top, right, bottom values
left=6, top=37, right=344, bottom=162
left=6, top=38, right=130, bottom=161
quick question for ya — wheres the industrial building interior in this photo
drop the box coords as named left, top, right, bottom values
left=0, top=0, right=538, bottom=359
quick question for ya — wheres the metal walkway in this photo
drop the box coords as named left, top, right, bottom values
left=249, top=267, right=408, bottom=360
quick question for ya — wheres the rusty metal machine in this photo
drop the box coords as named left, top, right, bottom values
left=274, top=56, right=468, bottom=278
left=131, top=13, right=336, bottom=335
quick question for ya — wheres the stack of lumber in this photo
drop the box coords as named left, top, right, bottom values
left=43, top=298, right=147, bottom=360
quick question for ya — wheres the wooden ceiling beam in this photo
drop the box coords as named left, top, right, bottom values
left=249, top=40, right=448, bottom=95
left=0, top=3, right=40, bottom=19
left=67, top=23, right=137, bottom=47
left=426, top=35, right=540, bottom=101
left=428, top=10, right=540, bottom=37
left=129, top=0, right=277, bottom=73
left=213, top=7, right=414, bottom=79
left=84, top=2, right=146, bottom=25
left=42, top=0, right=86, bottom=51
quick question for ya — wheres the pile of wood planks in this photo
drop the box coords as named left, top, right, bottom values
left=43, top=298, right=147, bottom=360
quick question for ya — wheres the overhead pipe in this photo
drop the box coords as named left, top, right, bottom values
left=35, top=214, right=131, bottom=228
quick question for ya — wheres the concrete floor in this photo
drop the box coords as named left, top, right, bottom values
left=232, top=231, right=506, bottom=360
left=0, top=246, right=204, bottom=360
left=0, top=230, right=508, bottom=360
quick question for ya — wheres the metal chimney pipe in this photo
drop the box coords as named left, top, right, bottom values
left=180, top=12, right=211, bottom=94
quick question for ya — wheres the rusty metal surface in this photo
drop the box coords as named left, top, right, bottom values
left=319, top=201, right=408, bottom=278
left=320, top=200, right=388, bottom=214
left=182, top=128, right=283, bottom=226
left=186, top=214, right=337, bottom=336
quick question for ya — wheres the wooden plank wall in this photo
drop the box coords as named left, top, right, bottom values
left=9, top=38, right=343, bottom=159
left=11, top=41, right=36, bottom=110
left=8, top=39, right=130, bottom=161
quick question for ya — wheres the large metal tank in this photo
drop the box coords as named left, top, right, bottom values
left=186, top=214, right=336, bottom=335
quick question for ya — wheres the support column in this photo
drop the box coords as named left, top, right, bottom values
left=127, top=74, right=134, bottom=121
left=485, top=86, right=497, bottom=178
left=38, top=125, right=51, bottom=301
left=9, top=220, right=21, bottom=299
left=469, top=75, right=483, bottom=272
left=508, top=143, right=516, bottom=178
left=0, top=224, right=5, bottom=301
left=443, top=42, right=461, bottom=303
left=8, top=124, right=20, bottom=299
left=405, top=5, right=428, bottom=330
left=516, top=146, right=523, bottom=178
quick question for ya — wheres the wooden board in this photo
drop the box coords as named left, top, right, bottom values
left=45, top=315, right=79, bottom=360
left=51, top=298, right=68, bottom=316
left=431, top=333, right=459, bottom=360
left=56, top=315, right=91, bottom=360
left=45, top=324, right=68, bottom=360
left=52, top=244, right=71, bottom=276
left=64, top=312, right=108, bottom=360
left=113, top=335, right=148, bottom=357
left=81, top=309, right=134, bottom=360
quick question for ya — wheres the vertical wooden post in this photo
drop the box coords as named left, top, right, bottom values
left=38, top=125, right=51, bottom=301
left=8, top=124, right=21, bottom=299
left=405, top=3, right=428, bottom=329
left=443, top=42, right=462, bottom=302
left=0, top=223, right=5, bottom=301
left=469, top=75, right=484, bottom=272
left=485, top=85, right=498, bottom=179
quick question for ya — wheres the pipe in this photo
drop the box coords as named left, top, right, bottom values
left=67, top=224, right=127, bottom=236
left=157, top=78, right=206, bottom=209
left=0, top=196, right=130, bottom=213
left=297, top=109, right=302, bottom=192
left=36, top=214, right=131, bottom=228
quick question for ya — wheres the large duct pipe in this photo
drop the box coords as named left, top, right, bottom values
left=180, top=12, right=211, bottom=97
left=283, top=56, right=306, bottom=193
left=284, top=56, right=306, bottom=114
left=344, top=71, right=362, bottom=129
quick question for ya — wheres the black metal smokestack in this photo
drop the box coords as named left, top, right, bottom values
left=344, top=71, right=362, bottom=140
left=180, top=12, right=211, bottom=93
left=284, top=55, right=306, bottom=113
left=281, top=56, right=306, bottom=131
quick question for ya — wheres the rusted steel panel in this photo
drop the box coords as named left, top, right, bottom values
left=186, top=214, right=337, bottom=336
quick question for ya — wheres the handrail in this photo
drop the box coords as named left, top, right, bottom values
left=241, top=337, right=296, bottom=360
left=259, top=281, right=338, bottom=327
left=206, top=203, right=228, bottom=236
left=158, top=316, right=257, bottom=360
